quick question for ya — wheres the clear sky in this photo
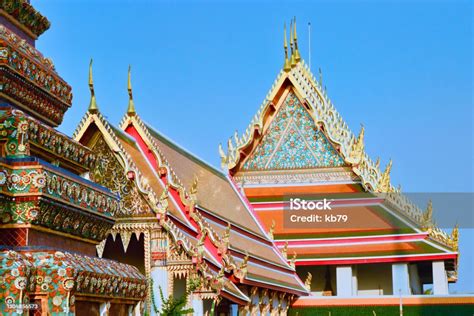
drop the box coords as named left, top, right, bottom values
left=32, top=0, right=472, bottom=293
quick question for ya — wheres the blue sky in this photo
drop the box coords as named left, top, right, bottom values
left=32, top=0, right=472, bottom=292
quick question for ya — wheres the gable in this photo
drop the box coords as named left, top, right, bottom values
left=88, top=133, right=153, bottom=217
left=242, top=91, right=345, bottom=171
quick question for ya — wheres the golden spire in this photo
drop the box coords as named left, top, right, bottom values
left=127, top=65, right=136, bottom=115
left=283, top=23, right=291, bottom=72
left=88, top=59, right=98, bottom=113
left=293, top=17, right=301, bottom=62
left=377, top=159, right=392, bottom=192
left=451, top=224, right=459, bottom=252
left=290, top=20, right=296, bottom=67
left=422, top=200, right=434, bottom=229
left=349, top=125, right=365, bottom=163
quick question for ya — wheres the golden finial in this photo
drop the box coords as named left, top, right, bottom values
left=127, top=65, right=136, bottom=115
left=290, top=252, right=297, bottom=268
left=377, top=159, right=392, bottom=192
left=88, top=59, right=98, bottom=113
left=375, top=157, right=380, bottom=169
left=290, top=20, right=296, bottom=67
left=349, top=125, right=365, bottom=163
left=282, top=241, right=288, bottom=259
left=319, top=67, right=323, bottom=85
left=304, top=272, right=312, bottom=291
left=190, top=175, right=198, bottom=195
left=451, top=224, right=459, bottom=252
left=293, top=17, right=301, bottom=62
left=283, top=23, right=291, bottom=72
left=422, top=200, right=434, bottom=229
left=268, top=220, right=276, bottom=240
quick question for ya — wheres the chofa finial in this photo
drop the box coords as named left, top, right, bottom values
left=290, top=20, right=296, bottom=67
left=293, top=17, right=301, bottom=63
left=88, top=59, right=98, bottom=113
left=283, top=23, right=291, bottom=72
left=127, top=65, right=136, bottom=115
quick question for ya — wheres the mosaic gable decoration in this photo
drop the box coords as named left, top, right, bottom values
left=243, top=91, right=345, bottom=171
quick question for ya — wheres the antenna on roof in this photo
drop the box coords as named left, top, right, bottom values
left=308, top=22, right=312, bottom=70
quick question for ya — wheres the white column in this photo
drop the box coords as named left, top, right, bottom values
left=409, top=264, right=422, bottom=294
left=191, top=295, right=204, bottom=316
left=352, top=266, right=358, bottom=296
left=432, top=261, right=449, bottom=295
left=392, top=263, right=410, bottom=295
left=336, top=266, right=353, bottom=296
left=230, top=304, right=239, bottom=316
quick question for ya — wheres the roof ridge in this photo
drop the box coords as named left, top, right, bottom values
left=143, top=120, right=226, bottom=180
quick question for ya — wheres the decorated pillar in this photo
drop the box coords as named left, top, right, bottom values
left=150, top=230, right=168, bottom=315
left=432, top=261, right=449, bottom=295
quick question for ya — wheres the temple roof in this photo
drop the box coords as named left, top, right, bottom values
left=219, top=24, right=458, bottom=276
left=118, top=112, right=308, bottom=294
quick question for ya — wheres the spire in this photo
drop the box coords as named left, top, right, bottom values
left=127, top=65, right=136, bottom=115
left=377, top=159, right=393, bottom=192
left=290, top=21, right=296, bottom=67
left=293, top=17, right=301, bottom=62
left=283, top=23, right=291, bottom=72
left=88, top=59, right=98, bottom=113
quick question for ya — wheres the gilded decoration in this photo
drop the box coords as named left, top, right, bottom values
left=90, top=135, right=152, bottom=216
left=242, top=91, right=345, bottom=171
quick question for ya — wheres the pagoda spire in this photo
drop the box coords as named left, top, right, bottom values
left=88, top=59, right=98, bottom=113
left=290, top=21, right=297, bottom=67
left=127, top=65, right=136, bottom=115
left=283, top=23, right=291, bottom=72
left=293, top=17, right=301, bottom=62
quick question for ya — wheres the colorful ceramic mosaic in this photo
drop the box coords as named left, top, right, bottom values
left=0, top=107, right=96, bottom=167
left=0, top=26, right=71, bottom=103
left=0, top=162, right=118, bottom=216
left=0, top=250, right=34, bottom=315
left=0, top=250, right=146, bottom=315
left=0, top=0, right=50, bottom=37
left=243, top=92, right=345, bottom=171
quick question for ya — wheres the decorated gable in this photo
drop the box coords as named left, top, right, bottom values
left=242, top=91, right=345, bottom=171
left=88, top=134, right=152, bottom=217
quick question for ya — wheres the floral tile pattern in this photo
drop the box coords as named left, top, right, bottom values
left=243, top=91, right=345, bottom=171
left=0, top=250, right=146, bottom=315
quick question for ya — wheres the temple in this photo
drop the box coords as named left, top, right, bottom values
left=0, top=1, right=146, bottom=315
left=0, top=1, right=472, bottom=315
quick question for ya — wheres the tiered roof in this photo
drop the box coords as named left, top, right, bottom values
left=219, top=21, right=458, bottom=278
left=73, top=65, right=308, bottom=305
